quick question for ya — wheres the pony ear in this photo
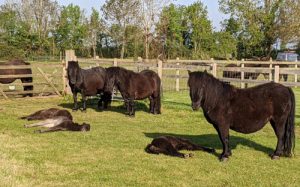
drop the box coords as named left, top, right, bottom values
left=187, top=70, right=191, bottom=75
left=204, top=69, right=207, bottom=73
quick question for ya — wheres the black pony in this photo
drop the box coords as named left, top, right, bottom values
left=67, top=61, right=111, bottom=111
left=145, top=135, right=215, bottom=158
left=105, top=66, right=161, bottom=116
left=188, top=70, right=295, bottom=161
left=0, top=59, right=33, bottom=96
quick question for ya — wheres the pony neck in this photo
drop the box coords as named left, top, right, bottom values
left=201, top=74, right=232, bottom=113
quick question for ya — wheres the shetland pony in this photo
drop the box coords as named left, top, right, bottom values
left=67, top=61, right=111, bottom=111
left=20, top=108, right=73, bottom=121
left=145, top=135, right=215, bottom=158
left=188, top=70, right=295, bottom=161
left=0, top=59, right=33, bottom=96
left=22, top=108, right=90, bottom=133
left=105, top=66, right=161, bottom=116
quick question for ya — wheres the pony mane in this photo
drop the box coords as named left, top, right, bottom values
left=191, top=71, right=233, bottom=111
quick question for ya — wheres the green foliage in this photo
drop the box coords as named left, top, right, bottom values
left=54, top=4, right=88, bottom=52
left=0, top=44, right=25, bottom=60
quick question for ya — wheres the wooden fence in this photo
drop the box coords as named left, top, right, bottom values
left=1, top=53, right=300, bottom=99
left=0, top=61, right=63, bottom=99
left=75, top=57, right=300, bottom=92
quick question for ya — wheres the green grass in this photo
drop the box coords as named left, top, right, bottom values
left=0, top=90, right=300, bottom=186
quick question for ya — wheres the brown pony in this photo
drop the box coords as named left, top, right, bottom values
left=105, top=66, right=161, bottom=116
left=21, top=108, right=90, bottom=133
left=188, top=70, right=295, bottom=161
left=20, top=108, right=73, bottom=121
left=0, top=59, right=33, bottom=96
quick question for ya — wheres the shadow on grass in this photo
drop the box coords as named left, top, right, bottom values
left=162, top=100, right=191, bottom=109
left=144, top=132, right=274, bottom=158
left=58, top=98, right=150, bottom=115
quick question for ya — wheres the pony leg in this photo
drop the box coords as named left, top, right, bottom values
left=35, top=126, right=65, bottom=133
left=182, top=141, right=216, bottom=154
left=149, top=96, right=154, bottom=114
left=154, top=95, right=161, bottom=114
left=72, top=91, right=79, bottom=111
left=167, top=146, right=192, bottom=158
left=129, top=99, right=135, bottom=116
left=214, top=124, right=231, bottom=161
left=270, top=119, right=285, bottom=159
left=21, top=77, right=33, bottom=97
left=24, top=119, right=54, bottom=128
left=81, top=92, right=87, bottom=112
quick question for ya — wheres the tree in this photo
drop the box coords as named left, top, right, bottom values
left=219, top=0, right=300, bottom=59
left=185, top=1, right=214, bottom=59
left=156, top=4, right=186, bottom=59
left=102, top=0, right=139, bottom=59
left=88, top=8, right=103, bottom=58
left=138, top=0, right=170, bottom=59
left=54, top=4, right=88, bottom=54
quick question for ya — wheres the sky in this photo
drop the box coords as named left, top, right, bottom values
left=0, top=0, right=227, bottom=31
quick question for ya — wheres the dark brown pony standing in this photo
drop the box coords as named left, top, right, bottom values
left=188, top=70, right=295, bottom=161
left=67, top=61, right=111, bottom=111
left=0, top=59, right=33, bottom=96
left=105, top=66, right=161, bottom=116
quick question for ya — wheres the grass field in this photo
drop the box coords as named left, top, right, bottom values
left=0, top=90, right=300, bottom=186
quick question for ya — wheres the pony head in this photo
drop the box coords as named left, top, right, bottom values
left=80, top=123, right=91, bottom=132
left=67, top=61, right=81, bottom=84
left=104, top=67, right=119, bottom=93
left=188, top=70, right=207, bottom=110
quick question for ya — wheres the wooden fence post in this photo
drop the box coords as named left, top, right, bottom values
left=211, top=58, right=217, bottom=77
left=176, top=57, right=180, bottom=91
left=64, top=50, right=76, bottom=94
left=269, top=58, right=273, bottom=81
left=157, top=59, right=163, bottom=80
left=274, top=65, right=280, bottom=83
left=241, top=59, right=245, bottom=88
left=295, top=64, right=298, bottom=85
left=113, top=58, right=118, bottom=66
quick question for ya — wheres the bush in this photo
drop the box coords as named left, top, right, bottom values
left=0, top=44, right=25, bottom=60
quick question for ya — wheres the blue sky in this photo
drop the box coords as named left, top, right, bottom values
left=0, top=0, right=227, bottom=30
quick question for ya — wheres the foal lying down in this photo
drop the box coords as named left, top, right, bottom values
left=20, top=108, right=73, bottom=121
left=145, top=136, right=215, bottom=158
left=22, top=108, right=90, bottom=133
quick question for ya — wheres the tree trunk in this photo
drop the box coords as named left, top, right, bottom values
left=93, top=45, right=96, bottom=59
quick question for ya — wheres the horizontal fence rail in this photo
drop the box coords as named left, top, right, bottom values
left=1, top=51, right=299, bottom=99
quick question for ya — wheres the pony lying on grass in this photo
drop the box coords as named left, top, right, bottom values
left=188, top=70, right=295, bottom=161
left=145, top=135, right=215, bottom=158
left=21, top=108, right=90, bottom=133
left=20, top=108, right=73, bottom=121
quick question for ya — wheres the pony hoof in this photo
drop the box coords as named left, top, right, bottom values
left=188, top=153, right=194, bottom=157
left=81, top=110, right=87, bottom=113
left=219, top=156, right=229, bottom=162
left=209, top=148, right=216, bottom=153
left=72, top=109, right=78, bottom=112
left=271, top=155, right=280, bottom=160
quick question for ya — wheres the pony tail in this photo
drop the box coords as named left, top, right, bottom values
left=283, top=87, right=295, bottom=157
